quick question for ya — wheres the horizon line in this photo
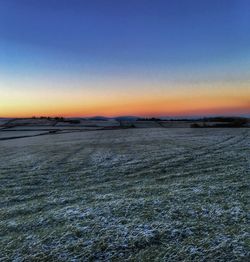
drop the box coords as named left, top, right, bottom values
left=1, top=114, right=250, bottom=119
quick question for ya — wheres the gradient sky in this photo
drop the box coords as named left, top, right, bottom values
left=0, top=0, right=250, bottom=117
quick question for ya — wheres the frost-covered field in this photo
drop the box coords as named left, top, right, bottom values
left=0, top=128, right=249, bottom=261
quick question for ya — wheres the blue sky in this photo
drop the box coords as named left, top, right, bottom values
left=0, top=0, right=250, bottom=117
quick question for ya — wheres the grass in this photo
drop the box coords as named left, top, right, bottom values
left=0, top=128, right=249, bottom=261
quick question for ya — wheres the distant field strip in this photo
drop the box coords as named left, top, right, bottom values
left=0, top=128, right=249, bottom=261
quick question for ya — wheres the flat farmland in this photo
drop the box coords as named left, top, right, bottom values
left=0, top=128, right=249, bottom=261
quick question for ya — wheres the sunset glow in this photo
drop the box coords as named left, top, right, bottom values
left=0, top=1, right=249, bottom=117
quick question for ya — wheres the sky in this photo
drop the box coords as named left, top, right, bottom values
left=0, top=0, right=250, bottom=117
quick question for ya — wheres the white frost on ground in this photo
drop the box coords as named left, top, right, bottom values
left=0, top=128, right=249, bottom=260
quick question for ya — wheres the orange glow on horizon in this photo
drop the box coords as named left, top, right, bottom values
left=1, top=79, right=249, bottom=118
left=1, top=94, right=249, bottom=118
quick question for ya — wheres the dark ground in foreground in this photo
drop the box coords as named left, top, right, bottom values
left=0, top=128, right=249, bottom=261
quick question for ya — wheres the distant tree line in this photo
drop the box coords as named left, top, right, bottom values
left=32, top=116, right=80, bottom=124
left=197, top=117, right=248, bottom=123
left=137, top=117, right=161, bottom=121
left=191, top=117, right=248, bottom=128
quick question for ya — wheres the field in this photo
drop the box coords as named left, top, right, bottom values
left=0, top=128, right=249, bottom=261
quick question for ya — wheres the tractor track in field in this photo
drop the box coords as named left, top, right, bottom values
left=132, top=135, right=236, bottom=174
left=1, top=129, right=248, bottom=183
left=0, top=131, right=107, bottom=198
left=40, top=130, right=106, bottom=175
left=172, top=130, right=248, bottom=169
left=129, top=130, right=249, bottom=176
left=110, top=133, right=236, bottom=177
